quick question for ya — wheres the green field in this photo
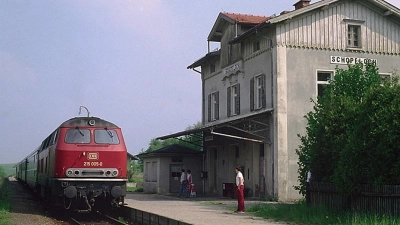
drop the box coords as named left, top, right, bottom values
left=0, top=164, right=16, bottom=177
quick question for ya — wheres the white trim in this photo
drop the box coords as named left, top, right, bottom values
left=211, top=130, right=263, bottom=143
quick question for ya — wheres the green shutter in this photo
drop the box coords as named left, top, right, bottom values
left=227, top=87, right=231, bottom=117
left=250, top=78, right=254, bottom=111
left=215, top=91, right=219, bottom=120
left=236, top=84, right=240, bottom=115
left=208, top=94, right=211, bottom=122
left=261, top=74, right=266, bottom=109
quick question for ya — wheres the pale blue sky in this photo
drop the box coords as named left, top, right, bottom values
left=1, top=0, right=399, bottom=163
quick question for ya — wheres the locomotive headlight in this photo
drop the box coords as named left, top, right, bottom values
left=66, top=170, right=73, bottom=177
left=74, top=170, right=80, bottom=176
left=106, top=170, right=111, bottom=176
left=112, top=170, right=118, bottom=177
left=88, top=119, right=96, bottom=126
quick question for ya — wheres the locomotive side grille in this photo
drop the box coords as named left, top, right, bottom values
left=82, top=170, right=104, bottom=176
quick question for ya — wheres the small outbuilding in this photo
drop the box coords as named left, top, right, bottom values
left=136, top=144, right=204, bottom=194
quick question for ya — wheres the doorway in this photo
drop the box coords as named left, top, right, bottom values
left=170, top=164, right=183, bottom=193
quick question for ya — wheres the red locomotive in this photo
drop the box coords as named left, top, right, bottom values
left=16, top=116, right=128, bottom=212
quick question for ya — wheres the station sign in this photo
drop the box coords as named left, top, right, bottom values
left=330, top=56, right=377, bottom=65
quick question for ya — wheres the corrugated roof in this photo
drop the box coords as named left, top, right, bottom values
left=221, top=12, right=270, bottom=24
left=136, top=144, right=203, bottom=158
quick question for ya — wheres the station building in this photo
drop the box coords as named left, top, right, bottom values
left=158, top=0, right=400, bottom=201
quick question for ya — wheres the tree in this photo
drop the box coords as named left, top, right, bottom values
left=295, top=63, right=400, bottom=196
left=133, top=122, right=203, bottom=175
left=0, top=166, right=6, bottom=178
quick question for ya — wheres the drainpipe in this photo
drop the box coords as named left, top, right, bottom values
left=235, top=23, right=238, bottom=37
left=269, top=39, right=275, bottom=198
left=192, top=67, right=205, bottom=193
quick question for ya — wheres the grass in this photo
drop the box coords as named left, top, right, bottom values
left=0, top=178, right=11, bottom=225
left=126, top=186, right=143, bottom=192
left=246, top=199, right=400, bottom=225
left=0, top=164, right=16, bottom=177
left=199, top=201, right=225, bottom=205
left=127, top=172, right=144, bottom=193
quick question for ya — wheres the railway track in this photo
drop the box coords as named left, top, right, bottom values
left=69, top=210, right=130, bottom=225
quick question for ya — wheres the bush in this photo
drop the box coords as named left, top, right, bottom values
left=296, top=63, right=400, bottom=196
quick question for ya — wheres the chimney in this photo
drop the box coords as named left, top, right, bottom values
left=280, top=11, right=291, bottom=15
left=294, top=0, right=311, bottom=10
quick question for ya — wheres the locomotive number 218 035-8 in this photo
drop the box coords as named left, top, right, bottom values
left=83, top=161, right=103, bottom=166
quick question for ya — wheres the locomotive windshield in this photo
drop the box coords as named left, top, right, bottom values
left=65, top=128, right=91, bottom=143
left=64, top=127, right=120, bottom=144
left=94, top=129, right=119, bottom=144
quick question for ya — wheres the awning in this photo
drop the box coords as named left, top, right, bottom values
left=156, top=109, right=273, bottom=144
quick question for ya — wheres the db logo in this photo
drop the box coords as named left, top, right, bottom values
left=87, top=152, right=98, bottom=160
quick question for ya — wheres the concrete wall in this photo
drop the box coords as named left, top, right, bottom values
left=278, top=47, right=400, bottom=200
left=142, top=155, right=204, bottom=194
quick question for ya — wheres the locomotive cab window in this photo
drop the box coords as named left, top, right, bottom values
left=94, top=129, right=119, bottom=144
left=65, top=128, right=91, bottom=143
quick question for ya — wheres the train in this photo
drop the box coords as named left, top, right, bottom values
left=16, top=116, right=128, bottom=212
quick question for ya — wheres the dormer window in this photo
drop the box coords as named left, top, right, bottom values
left=347, top=25, right=361, bottom=48
left=344, top=19, right=364, bottom=49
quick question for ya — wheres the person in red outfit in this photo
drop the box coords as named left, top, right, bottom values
left=186, top=169, right=192, bottom=197
left=235, top=166, right=245, bottom=213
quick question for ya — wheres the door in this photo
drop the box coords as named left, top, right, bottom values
left=259, top=144, right=266, bottom=198
left=169, top=164, right=183, bottom=193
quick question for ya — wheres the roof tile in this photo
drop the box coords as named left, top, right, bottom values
left=221, top=12, right=270, bottom=24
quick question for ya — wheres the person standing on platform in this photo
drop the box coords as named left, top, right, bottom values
left=178, top=169, right=188, bottom=197
left=235, top=166, right=245, bottom=213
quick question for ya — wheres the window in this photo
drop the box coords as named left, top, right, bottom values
left=227, top=84, right=240, bottom=117
left=253, top=40, right=260, bottom=52
left=250, top=74, right=266, bottom=111
left=380, top=73, right=391, bottom=82
left=210, top=64, right=216, bottom=73
left=94, top=129, right=119, bottom=144
left=380, top=73, right=392, bottom=86
left=344, top=19, right=365, bottom=49
left=145, top=161, right=158, bottom=182
left=51, top=130, right=58, bottom=145
left=317, top=71, right=333, bottom=97
left=208, top=92, right=219, bottom=121
left=65, top=128, right=91, bottom=143
left=347, top=25, right=361, bottom=48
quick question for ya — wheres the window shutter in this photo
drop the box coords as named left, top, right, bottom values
left=227, top=87, right=231, bottom=117
left=236, top=84, right=240, bottom=115
left=261, top=74, right=266, bottom=109
left=215, top=91, right=219, bottom=120
left=208, top=94, right=211, bottom=122
left=250, top=78, right=254, bottom=111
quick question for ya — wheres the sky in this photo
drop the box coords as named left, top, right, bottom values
left=1, top=0, right=399, bottom=164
